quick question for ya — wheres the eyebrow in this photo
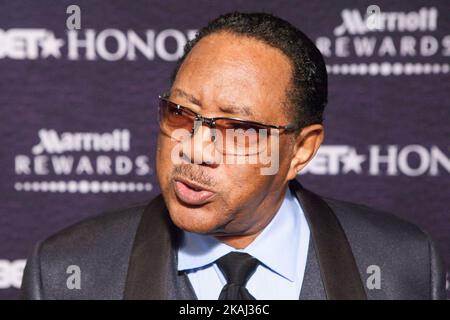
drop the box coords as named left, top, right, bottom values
left=218, top=104, right=254, bottom=118
left=171, top=88, right=202, bottom=106
left=171, top=88, right=255, bottom=118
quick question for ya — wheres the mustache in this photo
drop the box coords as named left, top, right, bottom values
left=172, top=164, right=216, bottom=189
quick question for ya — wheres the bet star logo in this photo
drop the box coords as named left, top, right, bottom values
left=301, top=145, right=449, bottom=176
left=40, top=31, right=64, bottom=58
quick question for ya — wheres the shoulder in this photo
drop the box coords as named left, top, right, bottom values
left=41, top=200, right=148, bottom=254
left=321, top=195, right=431, bottom=261
left=322, top=196, right=428, bottom=242
left=319, top=196, right=444, bottom=299
left=24, top=199, right=151, bottom=299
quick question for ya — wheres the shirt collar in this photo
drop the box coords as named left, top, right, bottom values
left=177, top=187, right=304, bottom=282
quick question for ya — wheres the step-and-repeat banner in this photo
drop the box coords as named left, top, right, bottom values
left=0, top=0, right=449, bottom=299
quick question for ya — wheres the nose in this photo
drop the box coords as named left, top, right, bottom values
left=179, top=121, right=220, bottom=166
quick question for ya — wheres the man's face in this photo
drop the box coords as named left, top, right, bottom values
left=156, top=32, right=296, bottom=236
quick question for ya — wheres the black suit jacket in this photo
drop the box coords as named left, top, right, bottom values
left=20, top=179, right=447, bottom=299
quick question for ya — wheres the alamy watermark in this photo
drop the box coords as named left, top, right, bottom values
left=169, top=121, right=281, bottom=175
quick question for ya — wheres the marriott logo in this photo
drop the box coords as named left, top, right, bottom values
left=334, top=7, right=438, bottom=36
left=31, top=129, right=130, bottom=155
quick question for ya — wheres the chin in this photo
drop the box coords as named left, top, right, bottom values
left=168, top=206, right=222, bottom=234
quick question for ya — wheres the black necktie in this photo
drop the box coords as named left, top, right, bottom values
left=215, top=252, right=259, bottom=300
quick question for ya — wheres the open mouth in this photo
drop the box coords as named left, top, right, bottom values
left=173, top=178, right=216, bottom=206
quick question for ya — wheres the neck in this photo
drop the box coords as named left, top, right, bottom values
left=214, top=183, right=289, bottom=249
left=215, top=231, right=262, bottom=249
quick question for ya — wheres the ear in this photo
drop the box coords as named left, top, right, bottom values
left=286, top=124, right=324, bottom=181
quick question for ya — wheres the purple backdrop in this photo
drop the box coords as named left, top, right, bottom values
left=0, top=0, right=448, bottom=299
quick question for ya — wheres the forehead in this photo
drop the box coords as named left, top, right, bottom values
left=172, top=32, right=293, bottom=122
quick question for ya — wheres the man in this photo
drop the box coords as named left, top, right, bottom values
left=21, top=12, right=446, bottom=300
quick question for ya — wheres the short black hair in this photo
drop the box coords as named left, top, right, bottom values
left=170, top=11, right=328, bottom=129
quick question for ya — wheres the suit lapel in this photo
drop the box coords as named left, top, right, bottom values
left=299, top=236, right=327, bottom=299
left=123, top=194, right=197, bottom=299
left=289, top=179, right=367, bottom=300
left=124, top=179, right=366, bottom=300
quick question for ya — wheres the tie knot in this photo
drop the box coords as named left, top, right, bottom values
left=215, top=252, right=259, bottom=286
